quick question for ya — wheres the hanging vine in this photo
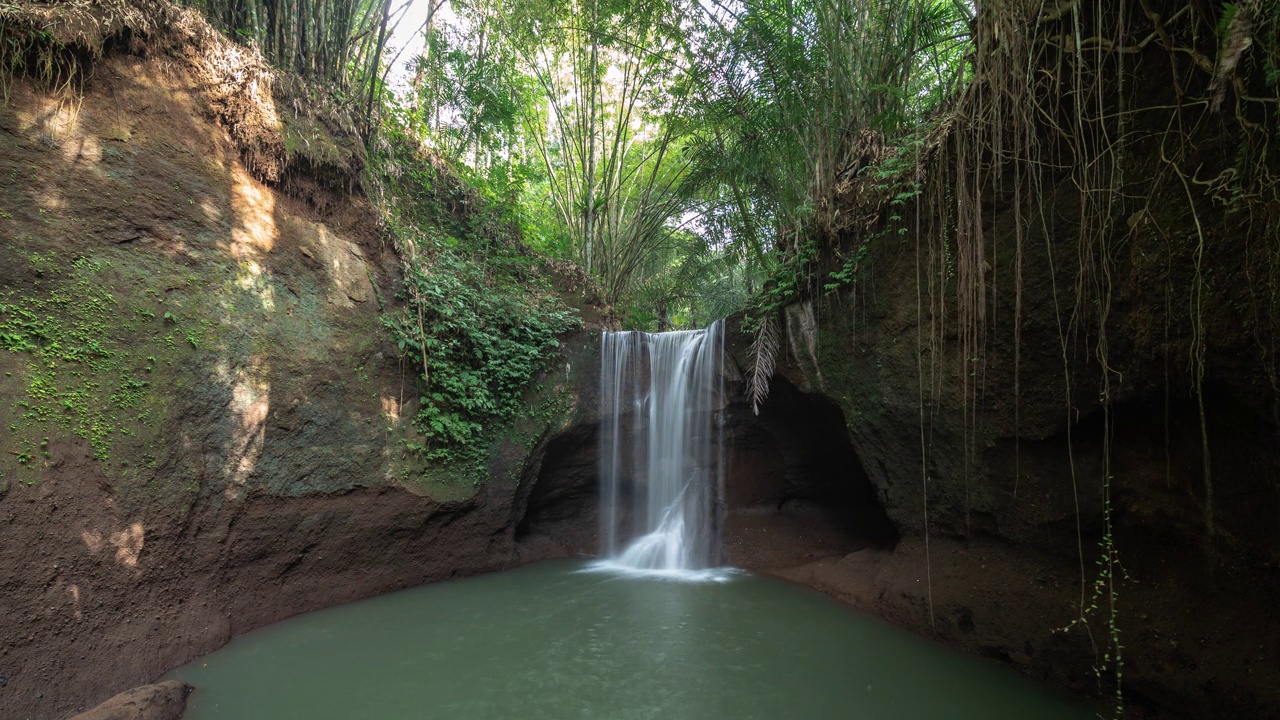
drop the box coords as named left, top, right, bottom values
left=884, top=0, right=1280, bottom=713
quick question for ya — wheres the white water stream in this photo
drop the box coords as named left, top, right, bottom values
left=593, top=321, right=727, bottom=579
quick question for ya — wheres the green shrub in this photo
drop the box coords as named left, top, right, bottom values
left=382, top=247, right=578, bottom=463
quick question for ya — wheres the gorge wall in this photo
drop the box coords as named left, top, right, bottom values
left=0, top=38, right=602, bottom=719
left=518, top=37, right=1280, bottom=714
left=520, top=290, right=1280, bottom=719
left=1, top=5, right=1277, bottom=720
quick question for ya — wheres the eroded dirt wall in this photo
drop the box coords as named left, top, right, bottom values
left=0, top=54, right=597, bottom=719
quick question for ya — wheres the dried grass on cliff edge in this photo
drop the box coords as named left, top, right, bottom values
left=0, top=0, right=364, bottom=196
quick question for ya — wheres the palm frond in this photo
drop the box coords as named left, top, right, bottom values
left=748, top=311, right=780, bottom=415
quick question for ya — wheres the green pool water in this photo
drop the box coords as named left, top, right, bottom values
left=167, top=560, right=1091, bottom=720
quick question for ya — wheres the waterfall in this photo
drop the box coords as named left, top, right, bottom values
left=595, top=320, right=726, bottom=576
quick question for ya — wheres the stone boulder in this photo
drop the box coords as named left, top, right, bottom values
left=69, top=682, right=192, bottom=720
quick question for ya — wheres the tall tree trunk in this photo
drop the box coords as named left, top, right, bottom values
left=364, top=0, right=393, bottom=141
left=583, top=0, right=600, bottom=274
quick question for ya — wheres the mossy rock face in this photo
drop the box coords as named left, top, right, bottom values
left=0, top=50, right=591, bottom=513
left=0, top=46, right=598, bottom=511
left=0, top=232, right=395, bottom=506
left=0, top=24, right=610, bottom=720
left=0, top=247, right=195, bottom=501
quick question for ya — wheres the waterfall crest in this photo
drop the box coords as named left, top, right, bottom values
left=594, top=320, right=727, bottom=578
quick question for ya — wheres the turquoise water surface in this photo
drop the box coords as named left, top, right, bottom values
left=168, top=560, right=1090, bottom=720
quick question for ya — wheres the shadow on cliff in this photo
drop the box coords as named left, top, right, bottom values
left=514, top=366, right=899, bottom=563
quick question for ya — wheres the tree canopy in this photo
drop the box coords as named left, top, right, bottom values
left=360, top=0, right=969, bottom=327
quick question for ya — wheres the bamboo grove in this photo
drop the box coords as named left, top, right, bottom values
left=182, top=0, right=447, bottom=132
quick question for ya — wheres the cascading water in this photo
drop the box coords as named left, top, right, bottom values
left=594, top=320, right=726, bottom=577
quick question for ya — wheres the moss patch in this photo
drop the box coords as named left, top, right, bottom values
left=0, top=247, right=198, bottom=490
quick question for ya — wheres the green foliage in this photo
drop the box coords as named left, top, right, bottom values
left=820, top=137, right=926, bottom=295
left=504, top=0, right=703, bottom=307
left=823, top=243, right=870, bottom=294
left=1058, top=474, right=1127, bottom=719
left=371, top=128, right=580, bottom=469
left=174, top=0, right=973, bottom=327
left=408, top=16, right=526, bottom=162
left=392, top=0, right=762, bottom=323
left=741, top=237, right=817, bottom=334
left=382, top=249, right=577, bottom=462
left=623, top=227, right=758, bottom=330
left=682, top=0, right=970, bottom=255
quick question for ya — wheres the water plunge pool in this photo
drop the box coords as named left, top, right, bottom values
left=168, top=560, right=1090, bottom=719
